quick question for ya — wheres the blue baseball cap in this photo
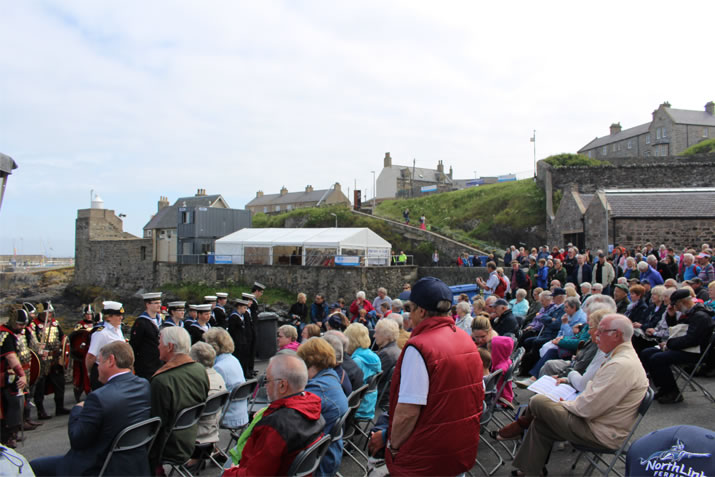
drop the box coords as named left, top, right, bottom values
left=409, top=277, right=453, bottom=311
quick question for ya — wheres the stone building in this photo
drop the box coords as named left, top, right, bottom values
left=578, top=101, right=715, bottom=159
left=376, top=152, right=454, bottom=199
left=548, top=187, right=715, bottom=252
left=245, top=183, right=349, bottom=215
left=143, top=189, right=250, bottom=263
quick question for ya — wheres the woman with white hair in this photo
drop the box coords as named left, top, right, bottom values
left=454, top=302, right=473, bottom=334
left=203, top=328, right=248, bottom=431
left=509, top=288, right=529, bottom=319
left=188, top=342, right=226, bottom=468
left=349, top=290, right=374, bottom=320
left=344, top=323, right=381, bottom=419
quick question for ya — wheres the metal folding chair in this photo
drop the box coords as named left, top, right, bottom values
left=491, top=347, right=525, bottom=459
left=159, top=402, right=206, bottom=477
left=340, top=384, right=370, bottom=476
left=221, top=378, right=259, bottom=453
left=191, top=390, right=231, bottom=471
left=673, top=330, right=715, bottom=403
left=570, top=387, right=654, bottom=477
left=98, top=416, right=162, bottom=477
left=475, top=369, right=505, bottom=476
left=286, top=434, right=332, bottom=477
left=352, top=371, right=384, bottom=447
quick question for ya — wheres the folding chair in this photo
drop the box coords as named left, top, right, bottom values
left=98, top=416, right=162, bottom=477
left=191, top=390, right=231, bottom=471
left=247, top=375, right=269, bottom=416
left=374, top=365, right=394, bottom=415
left=570, top=387, right=654, bottom=477
left=340, top=384, right=370, bottom=476
left=352, top=371, right=383, bottom=446
left=673, top=330, right=715, bottom=403
left=491, top=347, right=525, bottom=459
left=474, top=369, right=505, bottom=476
left=286, top=434, right=332, bottom=477
left=159, top=402, right=206, bottom=477
left=221, top=378, right=259, bottom=453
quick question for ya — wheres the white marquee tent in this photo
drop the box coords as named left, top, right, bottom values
left=214, top=228, right=392, bottom=266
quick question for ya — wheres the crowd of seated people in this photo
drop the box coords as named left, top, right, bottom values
left=12, top=242, right=715, bottom=476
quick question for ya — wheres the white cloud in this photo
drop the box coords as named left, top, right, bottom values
left=1, top=0, right=713, bottom=256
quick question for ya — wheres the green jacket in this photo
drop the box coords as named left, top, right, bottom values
left=149, top=355, right=209, bottom=468
left=558, top=324, right=590, bottom=352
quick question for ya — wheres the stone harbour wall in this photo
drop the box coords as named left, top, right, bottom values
left=612, top=218, right=715, bottom=251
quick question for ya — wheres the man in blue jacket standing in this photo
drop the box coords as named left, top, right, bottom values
left=30, top=341, right=152, bottom=476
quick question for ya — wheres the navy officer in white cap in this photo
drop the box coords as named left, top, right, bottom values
left=204, top=295, right=218, bottom=327
left=187, top=304, right=212, bottom=345
left=228, top=298, right=253, bottom=377
left=130, top=292, right=163, bottom=379
left=161, top=301, right=186, bottom=328
left=86, top=301, right=126, bottom=390
left=214, top=292, right=229, bottom=329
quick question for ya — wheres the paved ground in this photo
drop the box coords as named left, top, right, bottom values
left=13, top=360, right=715, bottom=476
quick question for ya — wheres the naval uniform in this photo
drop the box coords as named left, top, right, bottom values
left=160, top=319, right=184, bottom=329
left=87, top=321, right=125, bottom=390
left=227, top=311, right=252, bottom=377
left=247, top=299, right=259, bottom=374
left=129, top=312, right=162, bottom=379
left=212, top=305, right=228, bottom=329
left=187, top=322, right=210, bottom=345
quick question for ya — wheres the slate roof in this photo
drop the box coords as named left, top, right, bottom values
left=667, top=108, right=715, bottom=127
left=579, top=106, right=715, bottom=152
left=245, top=188, right=334, bottom=208
left=389, top=165, right=453, bottom=184
left=144, top=194, right=227, bottom=230
left=602, top=189, right=715, bottom=218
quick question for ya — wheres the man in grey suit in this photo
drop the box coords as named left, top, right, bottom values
left=30, top=341, right=152, bottom=476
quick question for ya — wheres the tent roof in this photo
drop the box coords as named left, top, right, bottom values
left=216, top=227, right=391, bottom=249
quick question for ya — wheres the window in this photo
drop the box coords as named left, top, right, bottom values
left=587, top=150, right=592, bottom=158
left=612, top=144, right=617, bottom=152
left=656, top=128, right=661, bottom=139
left=644, top=151, right=650, bottom=157
left=286, top=204, right=293, bottom=211
left=627, top=140, right=632, bottom=149
left=275, top=205, right=281, bottom=212
left=140, top=246, right=147, bottom=261
left=662, top=128, right=667, bottom=138
left=181, top=211, right=192, bottom=224
left=617, top=143, right=622, bottom=151
left=704, top=128, right=709, bottom=138
left=646, top=134, right=651, bottom=144
left=263, top=206, right=268, bottom=213
left=654, top=147, right=659, bottom=157
left=602, top=146, right=608, bottom=155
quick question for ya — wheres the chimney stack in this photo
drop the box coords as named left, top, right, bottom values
left=280, top=186, right=288, bottom=196
left=196, top=188, right=207, bottom=197
left=157, top=196, right=169, bottom=212
left=305, top=185, right=314, bottom=192
left=610, top=123, right=622, bottom=135
left=256, top=190, right=264, bottom=198
left=334, top=182, right=341, bottom=192
left=437, top=160, right=444, bottom=174
left=384, top=152, right=392, bottom=168
left=706, top=101, right=714, bottom=115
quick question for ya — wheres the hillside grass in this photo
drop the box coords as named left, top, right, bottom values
left=543, top=153, right=610, bottom=168
left=374, top=179, right=545, bottom=248
left=680, top=138, right=715, bottom=156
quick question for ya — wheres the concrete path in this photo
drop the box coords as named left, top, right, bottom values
left=14, top=361, right=715, bottom=476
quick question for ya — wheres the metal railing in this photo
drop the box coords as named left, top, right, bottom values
left=174, top=253, right=413, bottom=267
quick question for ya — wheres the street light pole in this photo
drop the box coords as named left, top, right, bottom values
left=371, top=170, right=376, bottom=207
left=330, top=212, right=337, bottom=228
left=531, top=130, right=537, bottom=178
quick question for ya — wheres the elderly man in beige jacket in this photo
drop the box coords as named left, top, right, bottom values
left=512, top=313, right=648, bottom=476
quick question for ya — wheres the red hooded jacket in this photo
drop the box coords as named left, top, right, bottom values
left=224, top=391, right=325, bottom=476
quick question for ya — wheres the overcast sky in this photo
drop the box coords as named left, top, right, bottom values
left=1, top=1, right=713, bottom=257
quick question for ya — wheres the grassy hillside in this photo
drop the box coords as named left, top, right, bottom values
left=374, top=179, right=545, bottom=248
left=680, top=138, right=715, bottom=156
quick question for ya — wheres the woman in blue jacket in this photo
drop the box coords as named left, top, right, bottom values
left=297, top=337, right=349, bottom=477
left=345, top=323, right=382, bottom=420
